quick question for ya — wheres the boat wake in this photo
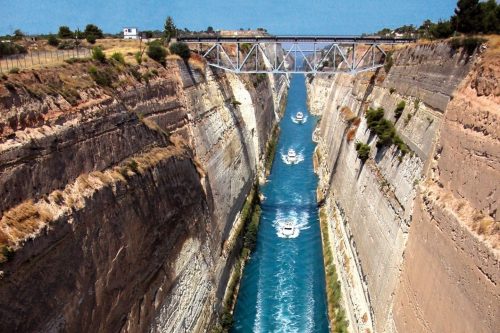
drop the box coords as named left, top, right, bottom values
left=280, top=148, right=304, bottom=165
left=274, top=210, right=310, bottom=239
left=291, top=115, right=308, bottom=124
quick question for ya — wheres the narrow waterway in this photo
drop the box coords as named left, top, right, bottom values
left=231, top=75, right=329, bottom=333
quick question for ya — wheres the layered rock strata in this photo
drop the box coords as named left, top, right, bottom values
left=0, top=52, right=288, bottom=332
left=308, top=41, right=499, bottom=333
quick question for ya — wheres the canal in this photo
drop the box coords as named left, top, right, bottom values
left=231, top=75, right=329, bottom=333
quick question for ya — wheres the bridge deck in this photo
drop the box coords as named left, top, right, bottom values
left=178, top=35, right=415, bottom=44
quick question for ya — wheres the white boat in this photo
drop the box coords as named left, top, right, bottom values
left=278, top=222, right=299, bottom=238
left=287, top=148, right=298, bottom=164
left=295, top=112, right=304, bottom=122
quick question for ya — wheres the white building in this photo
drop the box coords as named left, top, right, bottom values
left=123, top=27, right=139, bottom=39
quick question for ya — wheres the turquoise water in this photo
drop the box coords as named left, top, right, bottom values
left=231, top=75, right=329, bottom=333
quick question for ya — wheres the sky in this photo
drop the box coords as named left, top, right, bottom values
left=0, top=0, right=457, bottom=36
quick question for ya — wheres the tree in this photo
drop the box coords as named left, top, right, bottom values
left=12, top=29, right=25, bottom=40
left=164, top=16, right=177, bottom=42
left=47, top=34, right=60, bottom=46
left=92, top=46, right=106, bottom=63
left=169, top=42, right=190, bottom=60
left=452, top=0, right=482, bottom=33
left=84, top=24, right=103, bottom=39
left=480, top=0, right=500, bottom=34
left=58, top=26, right=74, bottom=39
left=147, top=40, right=167, bottom=64
left=207, top=26, right=214, bottom=33
left=429, top=20, right=454, bottom=39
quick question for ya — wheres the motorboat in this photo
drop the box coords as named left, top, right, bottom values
left=278, top=222, right=299, bottom=238
left=295, top=112, right=304, bottom=122
left=287, top=148, right=298, bottom=164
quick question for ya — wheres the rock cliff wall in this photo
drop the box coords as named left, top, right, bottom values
left=0, top=52, right=288, bottom=332
left=308, top=41, right=498, bottom=333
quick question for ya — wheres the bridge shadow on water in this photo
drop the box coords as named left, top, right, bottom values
left=231, top=75, right=329, bottom=333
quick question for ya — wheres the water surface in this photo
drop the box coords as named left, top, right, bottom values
left=231, top=75, right=329, bottom=333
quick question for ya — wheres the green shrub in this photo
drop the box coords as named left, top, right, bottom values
left=220, top=311, right=233, bottom=329
left=366, top=107, right=384, bottom=128
left=394, top=101, right=405, bottom=119
left=366, top=107, right=411, bottom=154
left=384, top=51, right=393, bottom=72
left=47, top=35, right=60, bottom=46
left=84, top=24, right=103, bottom=39
left=58, top=26, right=74, bottom=39
left=110, top=52, right=125, bottom=64
left=57, top=40, right=75, bottom=50
left=86, top=34, right=97, bottom=44
left=450, top=37, right=486, bottom=55
left=355, top=141, right=371, bottom=162
left=147, top=41, right=167, bottom=64
left=134, top=51, right=143, bottom=64
left=169, top=42, right=191, bottom=60
left=130, top=67, right=142, bottom=81
left=0, top=42, right=27, bottom=56
left=92, top=46, right=106, bottom=63
left=88, top=66, right=112, bottom=86
left=9, top=67, right=20, bottom=74
left=463, top=37, right=486, bottom=54
left=243, top=205, right=261, bottom=251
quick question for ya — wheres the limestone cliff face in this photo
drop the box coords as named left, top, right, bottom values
left=0, top=54, right=288, bottom=332
left=308, top=41, right=498, bottom=333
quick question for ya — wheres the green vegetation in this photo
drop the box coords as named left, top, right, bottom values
left=169, top=42, right=191, bottom=60
left=389, top=87, right=396, bottom=94
left=92, top=46, right=106, bottom=63
left=240, top=43, right=251, bottom=53
left=264, top=125, right=280, bottom=175
left=86, top=35, right=96, bottom=44
left=147, top=41, right=167, bottom=64
left=373, top=0, right=499, bottom=39
left=47, top=34, right=60, bottom=46
left=164, top=16, right=177, bottom=42
left=215, top=183, right=262, bottom=332
left=0, top=42, right=27, bottom=56
left=9, top=67, right=20, bottom=74
left=88, top=66, right=113, bottom=87
left=394, top=101, right=405, bottom=119
left=134, top=51, right=143, bottom=64
left=230, top=99, right=241, bottom=107
left=58, top=26, right=74, bottom=39
left=355, top=141, right=371, bottom=162
left=319, top=208, right=349, bottom=333
left=366, top=108, right=410, bottom=155
left=110, top=52, right=125, bottom=64
left=384, top=51, right=393, bottom=73
left=450, top=36, right=487, bottom=54
left=84, top=24, right=103, bottom=39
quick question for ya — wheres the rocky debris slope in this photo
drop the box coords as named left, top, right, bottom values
left=308, top=40, right=498, bottom=333
left=0, top=54, right=288, bottom=332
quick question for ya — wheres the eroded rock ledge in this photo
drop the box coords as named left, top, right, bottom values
left=308, top=40, right=499, bottom=333
left=0, top=52, right=288, bottom=332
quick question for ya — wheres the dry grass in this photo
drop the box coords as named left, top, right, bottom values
left=188, top=53, right=207, bottom=72
left=1, top=200, right=53, bottom=248
left=340, top=106, right=357, bottom=122
left=346, top=127, right=357, bottom=142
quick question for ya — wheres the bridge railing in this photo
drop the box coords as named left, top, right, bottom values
left=178, top=35, right=414, bottom=74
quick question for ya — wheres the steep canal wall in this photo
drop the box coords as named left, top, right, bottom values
left=0, top=47, right=288, bottom=332
left=308, top=40, right=499, bottom=333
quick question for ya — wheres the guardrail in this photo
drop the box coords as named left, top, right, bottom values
left=0, top=48, right=92, bottom=73
left=178, top=35, right=416, bottom=44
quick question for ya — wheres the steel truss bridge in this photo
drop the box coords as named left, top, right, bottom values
left=178, top=35, right=415, bottom=75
